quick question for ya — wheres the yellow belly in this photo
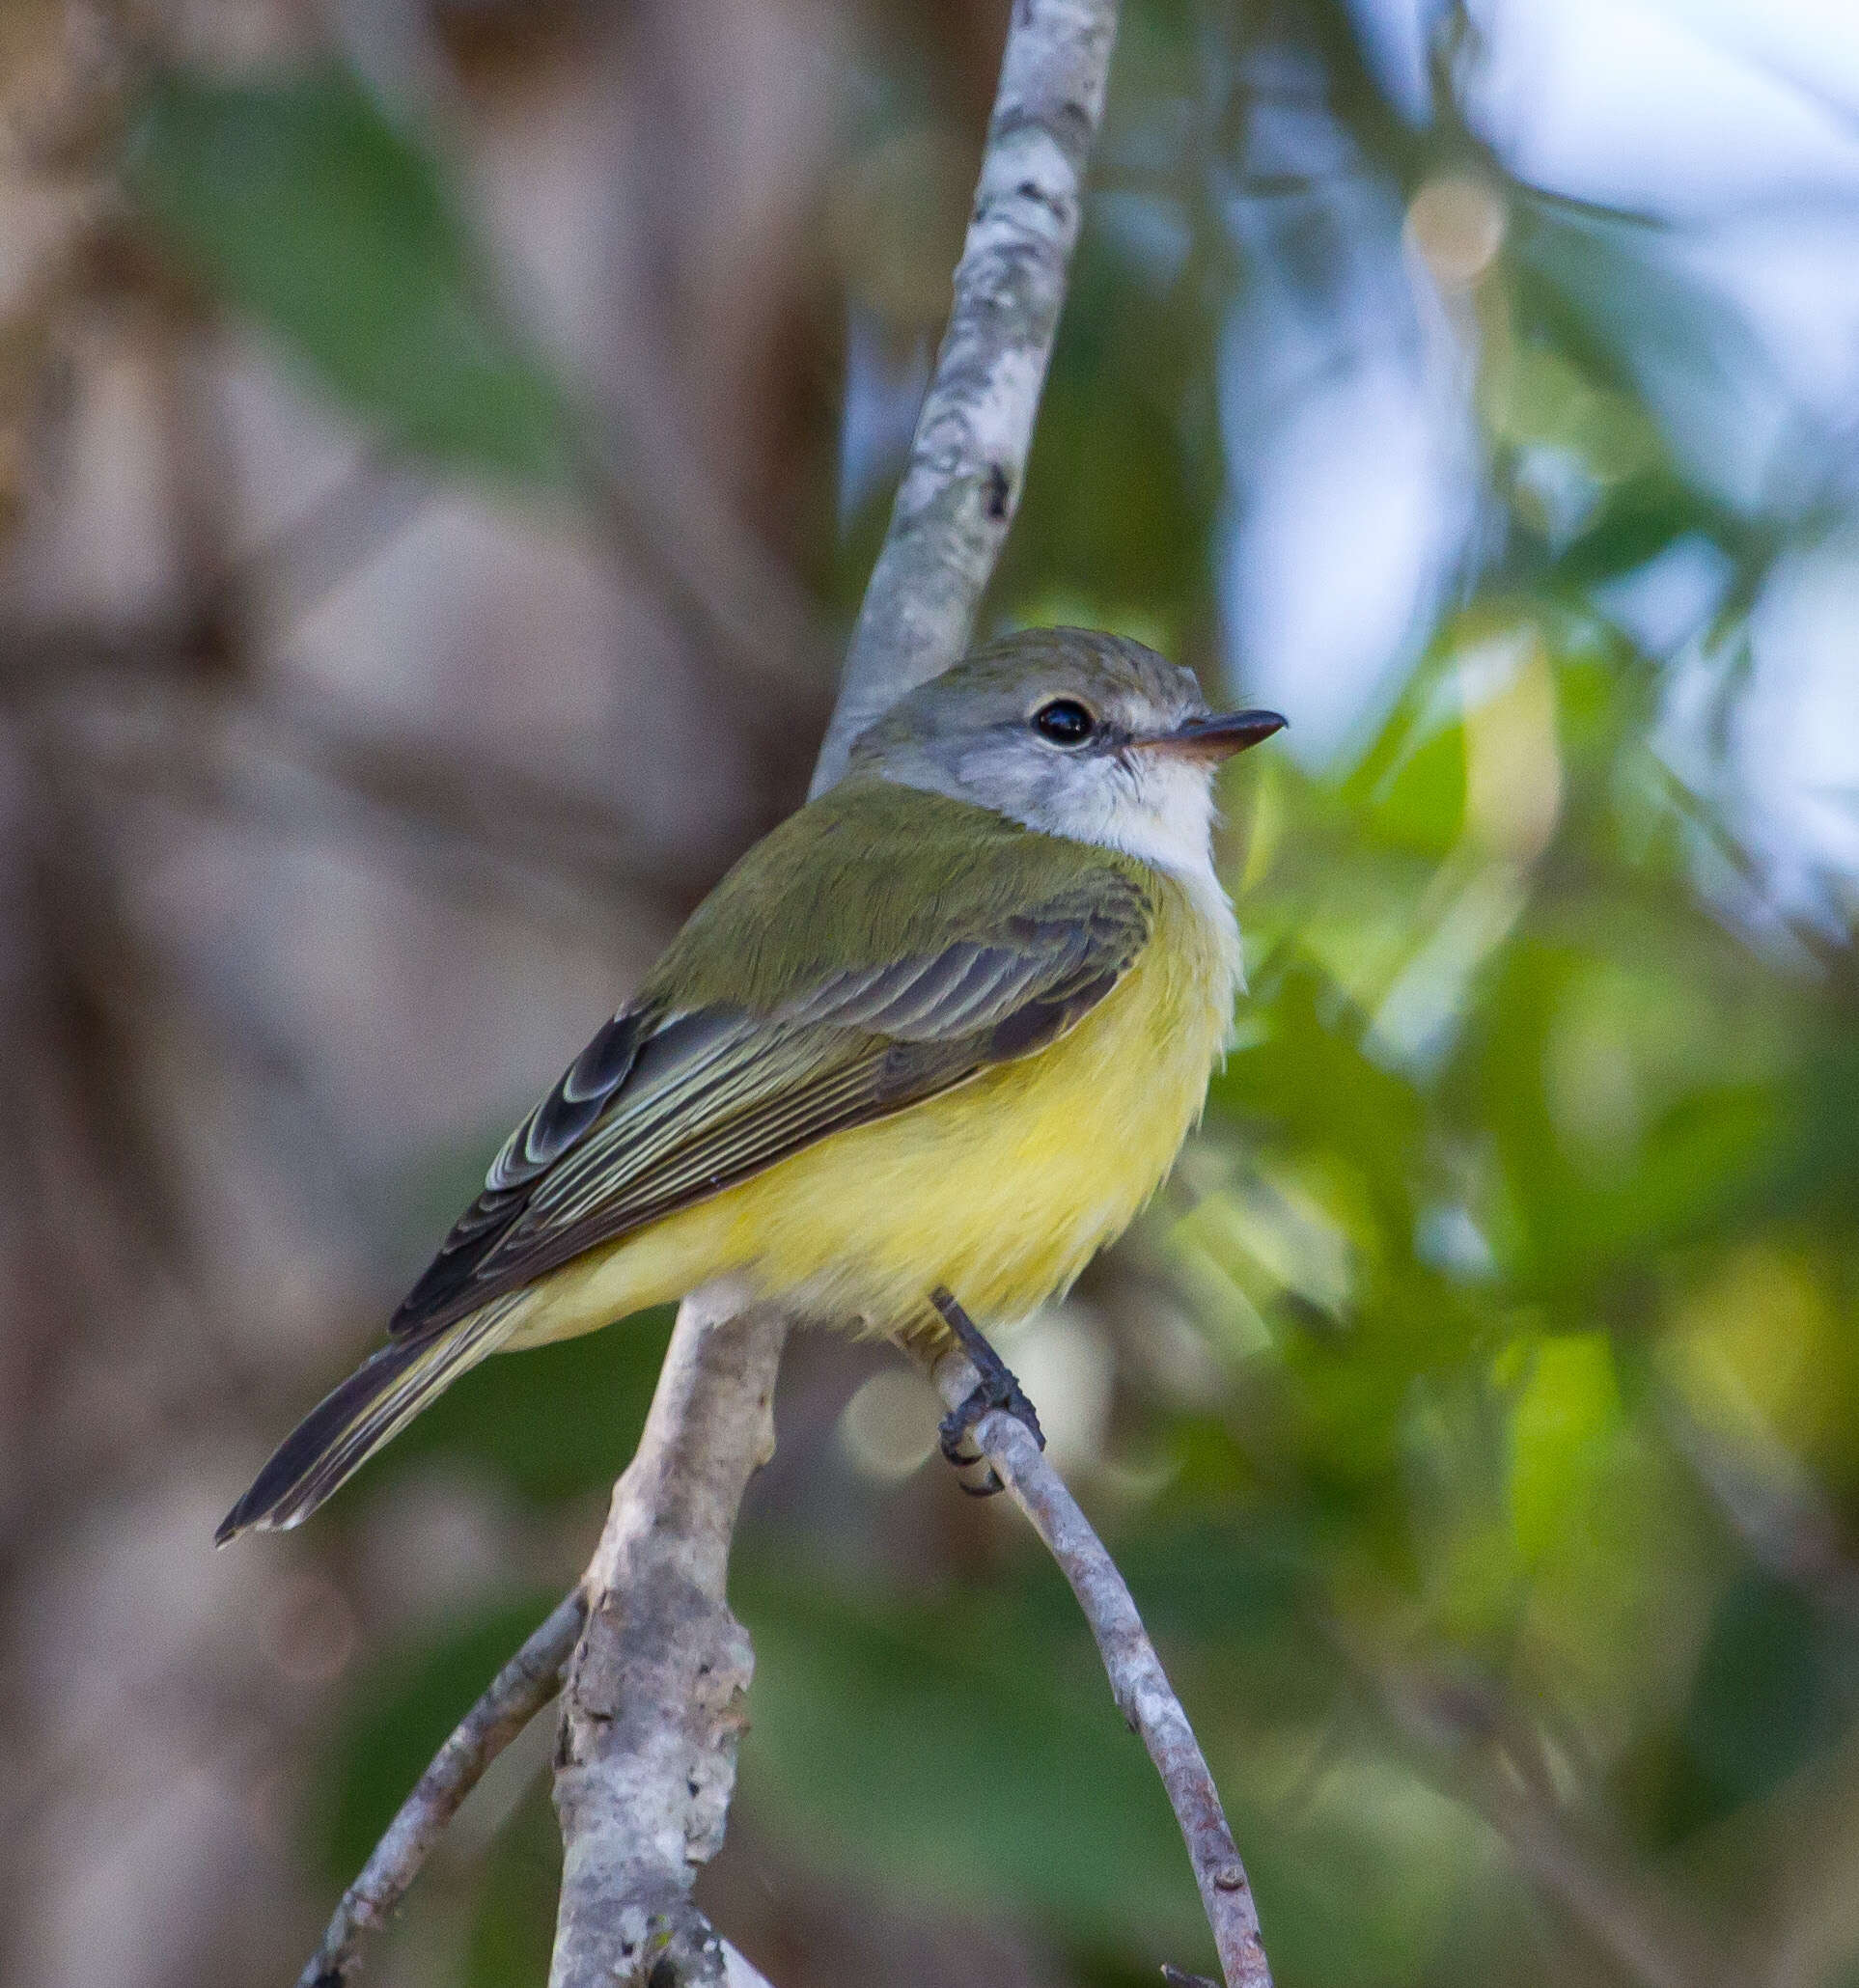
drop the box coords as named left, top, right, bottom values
left=501, top=874, right=1235, bottom=1348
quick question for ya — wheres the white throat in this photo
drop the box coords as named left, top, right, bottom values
left=1075, top=757, right=1222, bottom=885
left=876, top=748, right=1246, bottom=997
left=1061, top=756, right=1246, bottom=1002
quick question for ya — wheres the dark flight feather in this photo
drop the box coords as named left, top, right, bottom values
left=215, top=1300, right=519, bottom=1540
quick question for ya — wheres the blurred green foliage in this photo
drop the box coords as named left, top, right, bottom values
left=127, top=69, right=577, bottom=485
left=128, top=5, right=1859, bottom=1985
left=382, top=1303, right=676, bottom=1503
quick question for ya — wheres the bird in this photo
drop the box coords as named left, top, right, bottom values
left=217, top=627, right=1285, bottom=1541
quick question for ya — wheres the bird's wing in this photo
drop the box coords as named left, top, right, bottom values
left=390, top=802, right=1151, bottom=1340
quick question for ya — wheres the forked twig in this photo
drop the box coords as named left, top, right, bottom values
left=297, top=1556, right=784, bottom=1988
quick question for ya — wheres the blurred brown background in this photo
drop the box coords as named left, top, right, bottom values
left=9, top=4, right=1859, bottom=1987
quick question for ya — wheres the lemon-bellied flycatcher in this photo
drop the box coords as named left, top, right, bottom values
left=218, top=628, right=1284, bottom=1540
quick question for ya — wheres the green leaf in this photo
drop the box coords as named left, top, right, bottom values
left=1508, top=1331, right=1622, bottom=1566
left=1667, top=1571, right=1848, bottom=1835
left=1549, top=472, right=1735, bottom=591
left=1460, top=940, right=1783, bottom=1295
left=126, top=68, right=577, bottom=485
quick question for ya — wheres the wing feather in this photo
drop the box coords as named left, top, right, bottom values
left=390, top=835, right=1152, bottom=1339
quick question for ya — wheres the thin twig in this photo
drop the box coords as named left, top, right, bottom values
left=300, top=1589, right=588, bottom=1988
left=930, top=1350, right=1273, bottom=1988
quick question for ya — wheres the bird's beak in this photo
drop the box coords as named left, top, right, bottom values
left=1136, top=709, right=1288, bottom=762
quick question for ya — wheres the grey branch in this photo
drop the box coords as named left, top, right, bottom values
left=930, top=1351, right=1275, bottom=1988
left=299, top=1589, right=587, bottom=1988
left=551, top=1, right=1266, bottom=1983
left=290, top=1546, right=777, bottom=1988
left=548, top=1286, right=787, bottom=1988
left=809, top=0, right=1123, bottom=792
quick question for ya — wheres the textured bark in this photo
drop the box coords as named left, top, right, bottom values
left=548, top=1290, right=786, bottom=1988
left=809, top=0, right=1123, bottom=791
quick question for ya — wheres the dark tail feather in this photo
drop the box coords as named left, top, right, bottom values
left=216, top=1307, right=515, bottom=1543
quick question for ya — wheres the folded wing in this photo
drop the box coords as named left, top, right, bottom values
left=390, top=860, right=1151, bottom=1341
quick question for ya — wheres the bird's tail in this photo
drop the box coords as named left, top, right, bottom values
left=216, top=1302, right=519, bottom=1543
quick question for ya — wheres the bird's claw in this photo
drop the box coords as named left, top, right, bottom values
left=931, top=1286, right=1045, bottom=1497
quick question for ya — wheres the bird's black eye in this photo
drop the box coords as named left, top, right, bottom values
left=1032, top=698, right=1096, bottom=747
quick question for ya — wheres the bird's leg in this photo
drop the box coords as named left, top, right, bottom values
left=931, top=1286, right=1046, bottom=1498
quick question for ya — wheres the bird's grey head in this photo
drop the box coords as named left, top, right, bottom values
left=846, top=627, right=1284, bottom=881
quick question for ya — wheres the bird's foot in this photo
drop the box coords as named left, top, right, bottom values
left=931, top=1286, right=1045, bottom=1498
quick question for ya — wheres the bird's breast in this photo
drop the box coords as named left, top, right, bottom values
left=748, top=867, right=1239, bottom=1328
left=501, top=870, right=1240, bottom=1346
